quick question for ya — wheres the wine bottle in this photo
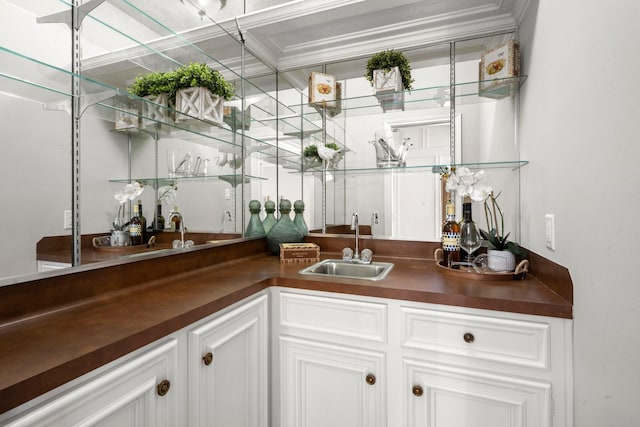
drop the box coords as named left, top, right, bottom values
left=441, top=201, right=460, bottom=267
left=137, top=200, right=147, bottom=242
left=156, top=203, right=165, bottom=230
left=129, top=203, right=144, bottom=245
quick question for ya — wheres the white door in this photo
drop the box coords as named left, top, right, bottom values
left=405, top=359, right=551, bottom=427
left=188, top=294, right=269, bottom=427
left=280, top=336, right=386, bottom=427
left=385, top=117, right=460, bottom=241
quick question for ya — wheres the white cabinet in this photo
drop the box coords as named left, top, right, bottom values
left=1, top=292, right=271, bottom=427
left=3, top=339, right=178, bottom=427
left=274, top=288, right=572, bottom=427
left=275, top=290, right=388, bottom=427
left=188, top=293, right=269, bottom=427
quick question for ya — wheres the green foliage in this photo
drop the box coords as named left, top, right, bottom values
left=127, top=63, right=235, bottom=102
left=481, top=192, right=527, bottom=258
left=173, top=63, right=236, bottom=101
left=303, top=143, right=340, bottom=158
left=365, top=49, right=414, bottom=91
left=127, top=71, right=176, bottom=98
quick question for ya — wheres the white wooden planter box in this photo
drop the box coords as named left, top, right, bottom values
left=141, top=93, right=171, bottom=129
left=114, top=105, right=140, bottom=130
left=373, top=67, right=404, bottom=112
left=175, top=87, right=225, bottom=126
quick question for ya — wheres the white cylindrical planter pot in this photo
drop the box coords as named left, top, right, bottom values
left=487, top=249, right=516, bottom=271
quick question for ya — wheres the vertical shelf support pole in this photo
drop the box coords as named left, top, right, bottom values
left=71, top=1, right=82, bottom=266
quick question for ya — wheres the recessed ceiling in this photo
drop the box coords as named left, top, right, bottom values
left=10, top=0, right=528, bottom=90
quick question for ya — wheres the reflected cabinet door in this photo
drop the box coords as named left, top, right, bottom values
left=280, top=336, right=386, bottom=427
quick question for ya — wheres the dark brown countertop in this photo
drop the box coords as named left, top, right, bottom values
left=0, top=236, right=572, bottom=415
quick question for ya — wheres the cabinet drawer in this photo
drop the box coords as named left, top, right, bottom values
left=279, top=291, right=387, bottom=343
left=401, top=307, right=550, bottom=369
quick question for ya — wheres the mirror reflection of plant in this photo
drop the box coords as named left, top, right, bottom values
left=173, top=62, right=236, bottom=102
left=365, top=49, right=414, bottom=91
left=112, top=182, right=144, bottom=231
left=481, top=191, right=527, bottom=258
left=157, top=183, right=178, bottom=206
left=127, top=71, right=176, bottom=98
left=127, top=63, right=235, bottom=104
left=303, top=143, right=339, bottom=158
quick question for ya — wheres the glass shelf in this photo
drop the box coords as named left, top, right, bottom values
left=291, top=160, right=529, bottom=175
left=109, top=173, right=267, bottom=189
left=285, top=76, right=527, bottom=121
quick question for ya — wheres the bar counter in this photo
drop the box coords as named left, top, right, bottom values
left=0, top=236, right=572, bottom=415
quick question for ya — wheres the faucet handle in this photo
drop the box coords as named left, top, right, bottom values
left=342, top=247, right=354, bottom=261
left=361, top=248, right=373, bottom=264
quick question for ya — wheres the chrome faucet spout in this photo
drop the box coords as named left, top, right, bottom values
left=351, top=212, right=360, bottom=261
left=168, top=211, right=185, bottom=247
left=371, top=212, right=379, bottom=238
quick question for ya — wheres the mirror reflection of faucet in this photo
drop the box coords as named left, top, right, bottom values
left=371, top=212, right=379, bottom=238
left=220, top=210, right=232, bottom=233
left=168, top=209, right=193, bottom=249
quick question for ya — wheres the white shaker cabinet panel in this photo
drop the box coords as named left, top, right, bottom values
left=188, top=294, right=269, bottom=427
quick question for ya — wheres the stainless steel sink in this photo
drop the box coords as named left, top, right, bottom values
left=299, top=259, right=394, bottom=281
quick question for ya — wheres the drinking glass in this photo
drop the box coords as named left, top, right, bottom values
left=459, top=220, right=482, bottom=264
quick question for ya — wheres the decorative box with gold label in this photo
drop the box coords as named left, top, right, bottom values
left=479, top=40, right=520, bottom=99
left=279, top=243, right=320, bottom=263
left=309, top=72, right=337, bottom=107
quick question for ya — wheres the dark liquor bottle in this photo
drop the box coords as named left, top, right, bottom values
left=170, top=206, right=181, bottom=232
left=441, top=201, right=460, bottom=267
left=137, top=200, right=147, bottom=242
left=156, top=203, right=165, bottom=230
left=129, top=203, right=144, bottom=245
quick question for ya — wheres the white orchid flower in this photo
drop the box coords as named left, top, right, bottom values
left=470, top=182, right=493, bottom=202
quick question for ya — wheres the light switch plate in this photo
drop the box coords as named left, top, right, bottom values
left=545, top=214, right=555, bottom=250
left=64, top=210, right=73, bottom=230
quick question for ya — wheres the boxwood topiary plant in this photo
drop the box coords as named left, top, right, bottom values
left=365, top=49, right=414, bottom=91
left=173, top=62, right=235, bottom=102
left=127, top=71, right=176, bottom=98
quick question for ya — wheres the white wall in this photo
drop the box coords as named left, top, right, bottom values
left=519, top=1, right=640, bottom=424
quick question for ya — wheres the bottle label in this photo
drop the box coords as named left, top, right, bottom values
left=130, top=224, right=142, bottom=237
left=442, top=232, right=460, bottom=251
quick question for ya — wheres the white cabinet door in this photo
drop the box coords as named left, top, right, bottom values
left=188, top=294, right=269, bottom=427
left=404, top=358, right=551, bottom=427
left=280, top=336, right=386, bottom=427
left=4, top=339, right=178, bottom=427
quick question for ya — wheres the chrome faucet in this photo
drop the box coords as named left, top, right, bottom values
left=168, top=210, right=186, bottom=248
left=370, top=212, right=379, bottom=238
left=351, top=212, right=360, bottom=261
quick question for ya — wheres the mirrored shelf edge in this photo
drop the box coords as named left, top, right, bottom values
left=291, top=160, right=529, bottom=175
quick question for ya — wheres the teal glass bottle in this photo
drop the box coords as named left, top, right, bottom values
left=262, top=199, right=277, bottom=234
left=245, top=200, right=266, bottom=237
left=293, top=200, right=309, bottom=235
left=266, top=198, right=303, bottom=255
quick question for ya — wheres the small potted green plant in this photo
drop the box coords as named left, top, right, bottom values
left=480, top=191, right=527, bottom=271
left=173, top=62, right=236, bottom=126
left=365, top=49, right=413, bottom=112
left=125, top=71, right=176, bottom=129
left=365, top=49, right=414, bottom=90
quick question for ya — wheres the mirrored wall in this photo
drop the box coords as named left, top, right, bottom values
left=0, top=0, right=525, bottom=281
